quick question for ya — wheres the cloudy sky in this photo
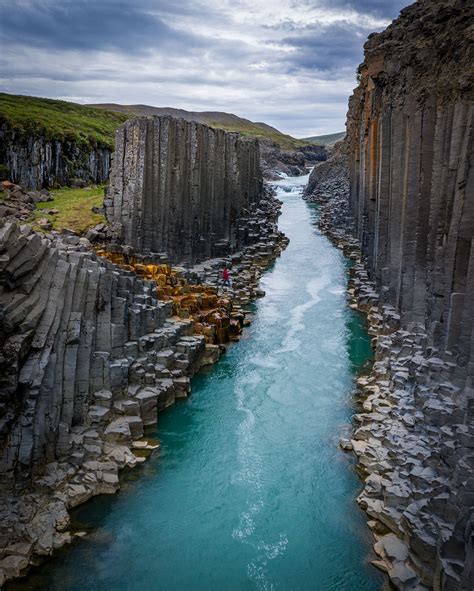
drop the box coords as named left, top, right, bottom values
left=0, top=0, right=409, bottom=137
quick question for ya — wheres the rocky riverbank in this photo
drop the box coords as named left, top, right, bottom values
left=0, top=181, right=288, bottom=587
left=305, top=158, right=472, bottom=590
left=304, top=2, right=473, bottom=588
left=260, top=141, right=326, bottom=180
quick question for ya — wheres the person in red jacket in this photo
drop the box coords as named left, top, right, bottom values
left=223, top=267, right=231, bottom=287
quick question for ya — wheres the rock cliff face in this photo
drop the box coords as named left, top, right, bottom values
left=260, top=141, right=326, bottom=179
left=0, top=121, right=112, bottom=189
left=0, top=223, right=179, bottom=486
left=347, top=0, right=473, bottom=374
left=307, top=1, right=473, bottom=589
left=105, top=116, right=263, bottom=263
left=303, top=140, right=348, bottom=203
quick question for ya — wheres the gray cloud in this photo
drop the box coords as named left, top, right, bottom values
left=0, top=0, right=205, bottom=53
left=0, top=0, right=413, bottom=136
left=281, top=22, right=371, bottom=72
left=326, top=0, right=408, bottom=19
left=298, top=0, right=409, bottom=19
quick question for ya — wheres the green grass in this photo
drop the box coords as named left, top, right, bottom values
left=0, top=93, right=128, bottom=148
left=89, top=103, right=311, bottom=151
left=31, top=185, right=105, bottom=233
left=206, top=120, right=308, bottom=150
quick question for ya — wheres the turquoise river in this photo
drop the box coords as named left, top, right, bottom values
left=16, top=174, right=383, bottom=591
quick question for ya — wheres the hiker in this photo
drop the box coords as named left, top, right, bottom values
left=222, top=267, right=231, bottom=287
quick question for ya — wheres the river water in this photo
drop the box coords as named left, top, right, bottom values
left=18, top=174, right=382, bottom=591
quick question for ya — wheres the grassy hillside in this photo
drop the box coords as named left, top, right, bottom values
left=302, top=131, right=345, bottom=146
left=206, top=118, right=308, bottom=150
left=90, top=103, right=309, bottom=150
left=0, top=93, right=128, bottom=148
left=0, top=93, right=310, bottom=152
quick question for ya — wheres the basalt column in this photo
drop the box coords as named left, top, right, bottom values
left=343, top=1, right=473, bottom=588
left=105, top=116, right=263, bottom=263
left=347, top=0, right=474, bottom=385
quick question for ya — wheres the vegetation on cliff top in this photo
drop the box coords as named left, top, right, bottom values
left=0, top=93, right=128, bottom=148
left=207, top=118, right=308, bottom=150
left=89, top=102, right=311, bottom=151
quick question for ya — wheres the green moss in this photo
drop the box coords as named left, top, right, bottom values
left=0, top=93, right=128, bottom=149
left=31, top=185, right=105, bottom=233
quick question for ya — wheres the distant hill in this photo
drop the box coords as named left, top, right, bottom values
left=302, top=132, right=346, bottom=146
left=89, top=103, right=309, bottom=151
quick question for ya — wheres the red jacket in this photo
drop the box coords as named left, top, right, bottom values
left=223, top=269, right=229, bottom=281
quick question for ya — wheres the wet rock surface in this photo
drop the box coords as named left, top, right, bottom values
left=309, top=2, right=474, bottom=588
left=260, top=141, right=326, bottom=180
left=303, top=140, right=348, bottom=206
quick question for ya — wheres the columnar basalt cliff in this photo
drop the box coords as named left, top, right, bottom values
left=0, top=117, right=289, bottom=585
left=0, top=223, right=184, bottom=487
left=347, top=0, right=473, bottom=370
left=0, top=121, right=112, bottom=190
left=105, top=116, right=263, bottom=263
left=306, top=1, right=473, bottom=589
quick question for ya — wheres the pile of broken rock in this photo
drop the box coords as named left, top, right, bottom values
left=0, top=180, right=53, bottom=222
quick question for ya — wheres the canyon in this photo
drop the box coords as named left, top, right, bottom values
left=304, top=1, right=473, bottom=588
left=0, top=0, right=473, bottom=590
left=7, top=174, right=382, bottom=591
left=0, top=115, right=290, bottom=586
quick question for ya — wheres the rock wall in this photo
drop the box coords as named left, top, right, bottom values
left=105, top=116, right=263, bottom=264
left=303, top=140, right=348, bottom=203
left=260, top=140, right=326, bottom=179
left=346, top=0, right=473, bottom=381
left=318, top=1, right=474, bottom=589
left=0, top=223, right=182, bottom=486
left=0, top=120, right=112, bottom=189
